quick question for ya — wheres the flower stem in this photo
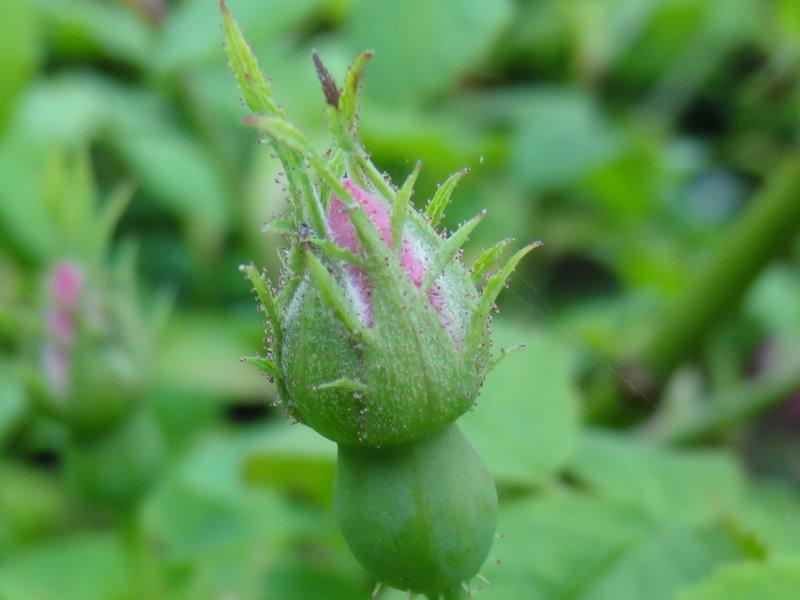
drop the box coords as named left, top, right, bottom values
left=657, top=361, right=800, bottom=443
left=121, top=507, right=159, bottom=599
left=635, top=155, right=800, bottom=388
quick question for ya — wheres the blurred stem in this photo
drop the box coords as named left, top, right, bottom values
left=657, top=362, right=800, bottom=444
left=635, top=155, right=800, bottom=388
left=121, top=507, right=159, bottom=600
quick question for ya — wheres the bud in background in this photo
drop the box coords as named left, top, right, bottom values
left=26, top=150, right=167, bottom=512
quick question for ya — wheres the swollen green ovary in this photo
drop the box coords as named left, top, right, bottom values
left=334, top=424, right=497, bottom=595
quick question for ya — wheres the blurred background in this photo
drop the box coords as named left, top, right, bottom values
left=1, top=0, right=800, bottom=598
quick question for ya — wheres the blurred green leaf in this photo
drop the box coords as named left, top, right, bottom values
left=460, top=320, right=580, bottom=488
left=479, top=489, right=653, bottom=598
left=243, top=423, right=336, bottom=506
left=262, top=552, right=366, bottom=600
left=580, top=523, right=745, bottom=600
left=676, top=558, right=800, bottom=600
left=155, top=0, right=325, bottom=74
left=568, top=431, right=744, bottom=524
left=347, top=0, right=512, bottom=105
left=746, top=266, right=800, bottom=352
left=144, top=426, right=348, bottom=598
left=0, top=533, right=130, bottom=600
left=731, top=482, right=800, bottom=558
left=154, top=311, right=266, bottom=400
left=0, top=378, right=27, bottom=447
left=509, top=87, right=618, bottom=190
left=0, top=463, right=68, bottom=547
left=0, top=0, right=39, bottom=132
left=111, top=127, right=230, bottom=229
left=38, top=0, right=152, bottom=66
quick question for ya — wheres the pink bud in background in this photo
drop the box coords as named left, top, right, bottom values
left=46, top=307, right=76, bottom=343
left=42, top=260, right=84, bottom=399
left=50, top=261, right=83, bottom=310
left=42, top=344, right=70, bottom=400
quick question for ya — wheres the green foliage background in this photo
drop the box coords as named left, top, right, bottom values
left=1, top=0, right=800, bottom=598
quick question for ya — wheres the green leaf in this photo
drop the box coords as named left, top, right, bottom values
left=479, top=489, right=653, bottom=599
left=38, top=0, right=151, bottom=66
left=0, top=533, right=130, bottom=600
left=0, top=463, right=68, bottom=546
left=729, top=481, right=800, bottom=558
left=0, top=0, right=38, bottom=132
left=346, top=0, right=512, bottom=105
left=509, top=87, right=618, bottom=190
left=0, top=377, right=26, bottom=447
left=243, top=423, right=337, bottom=506
left=459, top=320, right=580, bottom=487
left=568, top=430, right=745, bottom=524
left=110, top=128, right=230, bottom=229
left=157, top=0, right=325, bottom=74
left=154, top=311, right=267, bottom=399
left=581, top=523, right=745, bottom=600
left=676, top=559, right=800, bottom=600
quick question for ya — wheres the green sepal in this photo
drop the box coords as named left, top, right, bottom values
left=262, top=218, right=296, bottom=237
left=466, top=242, right=540, bottom=354
left=307, top=237, right=366, bottom=267
left=422, top=210, right=486, bottom=292
left=391, top=161, right=422, bottom=252
left=305, top=251, right=372, bottom=343
left=426, top=168, right=469, bottom=227
left=311, top=377, right=370, bottom=394
left=339, top=51, right=373, bottom=128
left=242, top=355, right=279, bottom=378
left=220, top=0, right=282, bottom=116
left=487, top=343, right=526, bottom=372
left=471, top=237, right=514, bottom=285
left=221, top=2, right=316, bottom=230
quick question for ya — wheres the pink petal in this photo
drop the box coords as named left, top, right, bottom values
left=327, top=180, right=448, bottom=327
left=49, top=261, right=83, bottom=310
left=47, top=307, right=75, bottom=342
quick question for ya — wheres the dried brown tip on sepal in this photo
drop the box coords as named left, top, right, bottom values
left=312, top=50, right=340, bottom=107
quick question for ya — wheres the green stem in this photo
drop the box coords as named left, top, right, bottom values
left=658, top=362, right=800, bottom=444
left=121, top=507, right=159, bottom=600
left=636, top=155, right=800, bottom=387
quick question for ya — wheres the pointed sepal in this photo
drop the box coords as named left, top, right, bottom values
left=242, top=355, right=280, bottom=378
left=422, top=210, right=486, bottom=292
left=471, top=237, right=514, bottom=286
left=391, top=161, right=422, bottom=251
left=465, top=241, right=540, bottom=351
left=308, top=237, right=367, bottom=268
left=340, top=51, right=373, bottom=127
left=488, top=343, right=526, bottom=372
left=240, top=264, right=283, bottom=353
left=220, top=1, right=281, bottom=116
left=426, top=168, right=469, bottom=227
left=305, top=251, right=372, bottom=342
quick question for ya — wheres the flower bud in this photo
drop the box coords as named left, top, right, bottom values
left=279, top=180, right=491, bottom=446
left=39, top=260, right=145, bottom=436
